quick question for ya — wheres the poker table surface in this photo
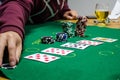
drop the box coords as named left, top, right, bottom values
left=0, top=21, right=120, bottom=80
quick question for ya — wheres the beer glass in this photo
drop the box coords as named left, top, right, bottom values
left=95, top=3, right=109, bottom=26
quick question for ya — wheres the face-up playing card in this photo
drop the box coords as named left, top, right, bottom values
left=76, top=40, right=103, bottom=46
left=92, top=37, right=118, bottom=42
left=41, top=47, right=74, bottom=55
left=61, top=42, right=90, bottom=49
left=1, top=63, right=16, bottom=69
left=61, top=42, right=79, bottom=48
left=24, top=53, right=60, bottom=63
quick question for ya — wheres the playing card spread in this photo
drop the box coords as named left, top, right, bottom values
left=41, top=47, right=74, bottom=55
left=24, top=53, right=60, bottom=63
left=61, top=42, right=90, bottom=49
left=76, top=40, right=103, bottom=46
left=92, top=37, right=118, bottom=42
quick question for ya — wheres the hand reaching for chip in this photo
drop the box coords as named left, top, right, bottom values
left=63, top=10, right=78, bottom=20
left=0, top=31, right=22, bottom=67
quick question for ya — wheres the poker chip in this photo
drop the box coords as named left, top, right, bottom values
left=62, top=22, right=74, bottom=38
left=75, top=16, right=87, bottom=37
left=41, top=36, right=55, bottom=44
left=1, top=63, right=16, bottom=69
left=56, top=32, right=68, bottom=42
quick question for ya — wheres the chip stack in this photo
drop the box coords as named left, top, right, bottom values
left=75, top=16, right=87, bottom=37
left=41, top=36, right=55, bottom=44
left=56, top=32, right=68, bottom=42
left=62, top=22, right=74, bottom=38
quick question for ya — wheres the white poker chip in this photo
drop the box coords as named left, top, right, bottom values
left=1, top=63, right=16, bottom=69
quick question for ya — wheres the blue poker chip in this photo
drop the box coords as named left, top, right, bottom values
left=56, top=32, right=68, bottom=42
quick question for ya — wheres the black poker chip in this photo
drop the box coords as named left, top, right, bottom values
left=41, top=36, right=55, bottom=44
left=1, top=63, right=16, bottom=69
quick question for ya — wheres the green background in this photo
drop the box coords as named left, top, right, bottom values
left=0, top=21, right=120, bottom=80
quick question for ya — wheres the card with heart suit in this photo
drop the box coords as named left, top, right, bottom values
left=76, top=40, right=103, bottom=46
left=24, top=53, right=60, bottom=63
left=41, top=47, right=74, bottom=55
left=92, top=37, right=118, bottom=42
left=60, top=42, right=90, bottom=49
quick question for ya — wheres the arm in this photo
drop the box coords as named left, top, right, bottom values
left=60, top=0, right=71, bottom=16
left=60, top=0, right=78, bottom=20
left=0, top=0, right=34, bottom=38
left=0, top=0, right=34, bottom=66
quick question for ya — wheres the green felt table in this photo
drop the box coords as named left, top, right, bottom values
left=0, top=21, right=120, bottom=80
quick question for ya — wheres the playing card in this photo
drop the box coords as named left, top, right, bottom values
left=61, top=42, right=90, bottom=49
left=92, top=37, right=118, bottom=42
left=76, top=40, right=103, bottom=46
left=24, top=53, right=60, bottom=63
left=61, top=42, right=78, bottom=48
left=1, top=63, right=16, bottom=69
left=41, top=47, right=74, bottom=55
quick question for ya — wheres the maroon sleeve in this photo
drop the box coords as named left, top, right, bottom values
left=60, top=0, right=71, bottom=17
left=0, top=0, right=34, bottom=39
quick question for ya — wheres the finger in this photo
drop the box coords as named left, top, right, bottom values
left=67, top=11, right=77, bottom=16
left=69, top=12, right=78, bottom=19
left=64, top=12, right=77, bottom=20
left=8, top=38, right=17, bottom=66
left=65, top=15, right=73, bottom=20
left=0, top=36, right=7, bottom=66
left=16, top=42, right=22, bottom=63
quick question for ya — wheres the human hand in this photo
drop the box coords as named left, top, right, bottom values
left=0, top=31, right=22, bottom=67
left=63, top=10, right=78, bottom=20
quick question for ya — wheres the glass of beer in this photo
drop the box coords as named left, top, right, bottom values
left=95, top=3, right=109, bottom=26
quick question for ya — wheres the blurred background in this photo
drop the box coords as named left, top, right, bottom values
left=0, top=0, right=117, bottom=17
left=68, top=0, right=116, bottom=16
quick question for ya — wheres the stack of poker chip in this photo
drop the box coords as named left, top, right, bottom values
left=41, top=36, right=55, bottom=44
left=62, top=22, right=74, bottom=38
left=56, top=32, right=68, bottom=42
left=75, top=16, right=87, bottom=37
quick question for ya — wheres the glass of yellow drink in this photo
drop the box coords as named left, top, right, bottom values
left=95, top=3, right=109, bottom=26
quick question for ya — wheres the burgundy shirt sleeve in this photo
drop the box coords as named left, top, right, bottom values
left=0, top=0, right=34, bottom=39
left=60, top=0, right=71, bottom=17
